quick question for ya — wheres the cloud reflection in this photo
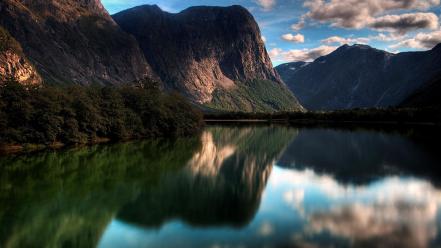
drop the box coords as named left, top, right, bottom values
left=271, top=168, right=441, bottom=248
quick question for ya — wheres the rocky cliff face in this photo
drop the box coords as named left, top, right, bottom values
left=276, top=44, right=441, bottom=111
left=0, top=0, right=155, bottom=85
left=0, top=26, right=41, bottom=85
left=113, top=5, right=302, bottom=112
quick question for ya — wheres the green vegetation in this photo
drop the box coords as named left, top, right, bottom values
left=205, top=107, right=441, bottom=126
left=205, top=79, right=303, bottom=112
left=0, top=80, right=203, bottom=151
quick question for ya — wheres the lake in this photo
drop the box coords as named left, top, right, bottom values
left=0, top=125, right=440, bottom=248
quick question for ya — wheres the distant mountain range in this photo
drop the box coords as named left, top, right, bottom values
left=0, top=0, right=303, bottom=113
left=276, top=44, right=441, bottom=110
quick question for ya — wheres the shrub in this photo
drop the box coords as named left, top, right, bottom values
left=0, top=80, right=203, bottom=146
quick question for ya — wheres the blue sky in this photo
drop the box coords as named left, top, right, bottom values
left=102, top=0, right=441, bottom=65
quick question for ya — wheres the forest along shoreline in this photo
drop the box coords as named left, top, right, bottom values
left=204, top=108, right=441, bottom=127
left=1, top=81, right=440, bottom=156
left=0, top=81, right=204, bottom=155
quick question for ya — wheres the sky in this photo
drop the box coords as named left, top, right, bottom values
left=102, top=0, right=441, bottom=65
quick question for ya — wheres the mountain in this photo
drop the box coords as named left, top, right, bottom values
left=276, top=44, right=441, bottom=111
left=0, top=26, right=41, bottom=85
left=0, top=0, right=155, bottom=85
left=113, top=5, right=303, bottom=112
left=401, top=73, right=441, bottom=108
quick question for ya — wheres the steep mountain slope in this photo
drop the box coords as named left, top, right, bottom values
left=113, top=5, right=303, bottom=112
left=401, top=73, right=441, bottom=108
left=0, top=26, right=41, bottom=85
left=276, top=44, right=441, bottom=111
left=0, top=0, right=155, bottom=85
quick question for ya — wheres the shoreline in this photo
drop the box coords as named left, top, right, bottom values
left=0, top=138, right=112, bottom=156
left=205, top=119, right=440, bottom=126
left=3, top=117, right=440, bottom=156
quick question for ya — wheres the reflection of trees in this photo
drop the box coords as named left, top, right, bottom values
left=0, top=139, right=200, bottom=248
left=117, top=126, right=298, bottom=228
left=278, top=128, right=441, bottom=185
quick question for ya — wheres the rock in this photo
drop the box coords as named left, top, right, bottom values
left=0, top=26, right=41, bottom=85
left=0, top=0, right=156, bottom=85
left=113, top=5, right=302, bottom=112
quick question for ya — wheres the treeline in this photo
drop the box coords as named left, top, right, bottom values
left=0, top=80, right=204, bottom=147
left=205, top=108, right=441, bottom=125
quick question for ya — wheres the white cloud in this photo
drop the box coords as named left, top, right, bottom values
left=256, top=0, right=276, bottom=11
left=372, top=33, right=405, bottom=42
left=281, top=33, right=305, bottom=43
left=261, top=36, right=267, bottom=43
left=390, top=29, right=441, bottom=49
left=291, top=16, right=306, bottom=31
left=269, top=45, right=338, bottom=62
left=299, top=0, right=440, bottom=33
left=258, top=221, right=274, bottom=236
left=321, top=36, right=370, bottom=45
left=369, top=12, right=439, bottom=34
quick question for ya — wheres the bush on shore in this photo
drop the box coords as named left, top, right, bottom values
left=0, top=80, right=204, bottom=146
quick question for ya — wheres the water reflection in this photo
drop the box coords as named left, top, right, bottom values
left=116, top=126, right=297, bottom=228
left=0, top=139, right=201, bottom=248
left=270, top=168, right=441, bottom=248
left=0, top=126, right=440, bottom=248
left=278, top=128, right=441, bottom=185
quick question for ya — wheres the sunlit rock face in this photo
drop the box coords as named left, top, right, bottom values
left=0, top=50, right=41, bottom=85
left=0, top=26, right=41, bottom=85
left=0, top=0, right=156, bottom=85
left=117, top=126, right=297, bottom=228
left=112, top=5, right=284, bottom=104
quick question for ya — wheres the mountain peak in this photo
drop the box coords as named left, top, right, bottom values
left=6, top=0, right=110, bottom=21
left=336, top=44, right=373, bottom=51
left=0, top=0, right=155, bottom=85
left=351, top=44, right=372, bottom=49
left=432, top=43, right=441, bottom=51
left=113, top=4, right=302, bottom=112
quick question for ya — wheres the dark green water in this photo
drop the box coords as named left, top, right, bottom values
left=0, top=126, right=440, bottom=248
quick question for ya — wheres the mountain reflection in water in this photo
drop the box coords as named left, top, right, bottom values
left=0, top=126, right=440, bottom=248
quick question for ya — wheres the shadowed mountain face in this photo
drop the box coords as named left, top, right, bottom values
left=0, top=0, right=156, bottom=85
left=401, top=73, right=441, bottom=108
left=276, top=44, right=441, bottom=111
left=113, top=5, right=303, bottom=112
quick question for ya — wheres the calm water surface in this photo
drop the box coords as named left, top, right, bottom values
left=0, top=126, right=440, bottom=248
